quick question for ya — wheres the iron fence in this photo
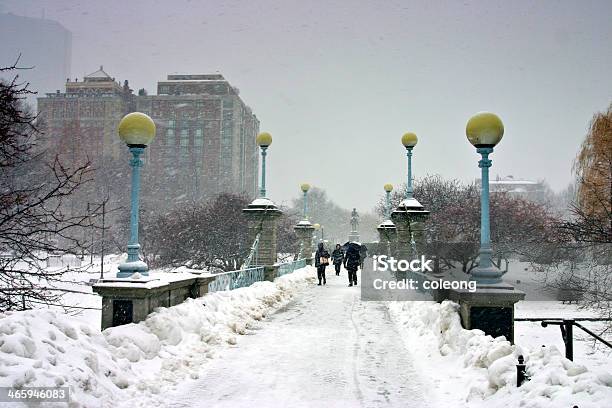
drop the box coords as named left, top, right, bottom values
left=277, top=258, right=307, bottom=277
left=207, top=266, right=265, bottom=293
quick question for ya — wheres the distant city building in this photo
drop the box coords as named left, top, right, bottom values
left=37, top=70, right=259, bottom=206
left=37, top=66, right=133, bottom=166
left=476, top=175, right=547, bottom=202
left=137, top=74, right=259, bottom=200
left=0, top=13, right=72, bottom=107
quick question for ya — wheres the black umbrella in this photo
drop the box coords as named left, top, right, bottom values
left=343, top=241, right=361, bottom=252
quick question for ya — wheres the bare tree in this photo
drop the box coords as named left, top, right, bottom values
left=0, top=61, right=95, bottom=311
left=536, top=105, right=612, bottom=322
left=144, top=193, right=251, bottom=271
left=376, top=175, right=559, bottom=273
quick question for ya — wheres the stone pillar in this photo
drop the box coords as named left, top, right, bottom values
left=294, top=220, right=315, bottom=265
left=243, top=198, right=283, bottom=281
left=390, top=198, right=429, bottom=260
left=377, top=220, right=397, bottom=256
left=448, top=285, right=525, bottom=344
left=93, top=275, right=215, bottom=330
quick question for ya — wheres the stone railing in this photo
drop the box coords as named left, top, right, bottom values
left=94, top=258, right=308, bottom=330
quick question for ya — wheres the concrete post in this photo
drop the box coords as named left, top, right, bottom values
left=377, top=221, right=397, bottom=256
left=294, top=220, right=315, bottom=265
left=390, top=198, right=429, bottom=260
left=243, top=198, right=283, bottom=281
left=93, top=274, right=215, bottom=330
left=448, top=286, right=525, bottom=344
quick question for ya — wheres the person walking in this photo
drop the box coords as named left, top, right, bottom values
left=359, top=243, right=368, bottom=270
left=314, top=242, right=330, bottom=286
left=331, top=244, right=344, bottom=276
left=343, top=242, right=360, bottom=287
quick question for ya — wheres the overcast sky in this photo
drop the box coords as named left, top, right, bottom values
left=3, top=0, right=611, bottom=212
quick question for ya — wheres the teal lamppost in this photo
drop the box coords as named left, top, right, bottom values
left=256, top=132, right=272, bottom=197
left=466, top=112, right=505, bottom=285
left=116, top=112, right=156, bottom=278
left=383, top=183, right=393, bottom=219
left=300, top=183, right=311, bottom=220
left=401, top=132, right=418, bottom=199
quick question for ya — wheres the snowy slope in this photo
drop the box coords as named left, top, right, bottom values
left=0, top=266, right=315, bottom=408
left=388, top=301, right=612, bottom=408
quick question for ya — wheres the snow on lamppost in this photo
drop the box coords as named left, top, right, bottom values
left=401, top=132, right=418, bottom=199
left=116, top=112, right=156, bottom=278
left=256, top=132, right=273, bottom=198
left=301, top=183, right=311, bottom=220
left=384, top=183, right=393, bottom=220
left=466, top=112, right=505, bottom=285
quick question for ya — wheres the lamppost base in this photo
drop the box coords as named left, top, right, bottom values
left=449, top=286, right=525, bottom=344
left=471, top=265, right=505, bottom=286
left=117, top=260, right=149, bottom=278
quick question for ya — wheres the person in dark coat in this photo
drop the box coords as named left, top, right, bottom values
left=331, top=244, right=344, bottom=276
left=343, top=242, right=360, bottom=287
left=359, top=244, right=368, bottom=269
left=314, top=242, right=330, bottom=285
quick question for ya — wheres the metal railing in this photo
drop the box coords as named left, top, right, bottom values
left=277, top=258, right=307, bottom=277
left=241, top=232, right=261, bottom=270
left=207, top=266, right=265, bottom=293
left=209, top=239, right=308, bottom=293
left=515, top=317, right=612, bottom=361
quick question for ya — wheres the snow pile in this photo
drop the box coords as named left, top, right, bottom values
left=0, top=309, right=134, bottom=407
left=387, top=300, right=612, bottom=408
left=0, top=266, right=315, bottom=407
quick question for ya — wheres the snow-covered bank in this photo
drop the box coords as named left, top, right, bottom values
left=387, top=301, right=612, bottom=408
left=0, top=266, right=316, bottom=407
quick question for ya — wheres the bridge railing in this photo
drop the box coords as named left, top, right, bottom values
left=277, top=258, right=307, bottom=277
left=208, top=250, right=308, bottom=293
left=240, top=232, right=261, bottom=270
left=207, top=266, right=266, bottom=293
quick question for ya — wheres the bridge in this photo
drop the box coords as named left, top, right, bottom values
left=78, top=113, right=609, bottom=407
left=89, top=113, right=531, bottom=407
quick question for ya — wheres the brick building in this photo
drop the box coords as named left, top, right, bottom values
left=37, top=66, right=133, bottom=167
left=137, top=74, right=259, bottom=201
left=37, top=70, right=259, bottom=208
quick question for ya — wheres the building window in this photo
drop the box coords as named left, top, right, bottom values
left=194, top=129, right=203, bottom=147
left=168, top=120, right=175, bottom=128
left=180, top=128, right=189, bottom=147
left=166, top=129, right=175, bottom=146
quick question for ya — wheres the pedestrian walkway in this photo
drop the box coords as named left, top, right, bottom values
left=163, top=266, right=431, bottom=408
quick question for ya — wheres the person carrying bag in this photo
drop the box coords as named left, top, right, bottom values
left=314, top=242, right=330, bottom=286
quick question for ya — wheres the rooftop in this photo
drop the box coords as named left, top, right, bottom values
left=166, top=74, right=225, bottom=81
left=84, top=66, right=113, bottom=82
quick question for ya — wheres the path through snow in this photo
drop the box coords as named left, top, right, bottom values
left=157, top=268, right=431, bottom=408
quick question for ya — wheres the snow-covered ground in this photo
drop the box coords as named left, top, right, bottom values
left=389, top=300, right=612, bottom=408
left=0, top=258, right=610, bottom=407
left=515, top=301, right=612, bottom=377
left=0, top=266, right=316, bottom=407
left=157, top=268, right=431, bottom=408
